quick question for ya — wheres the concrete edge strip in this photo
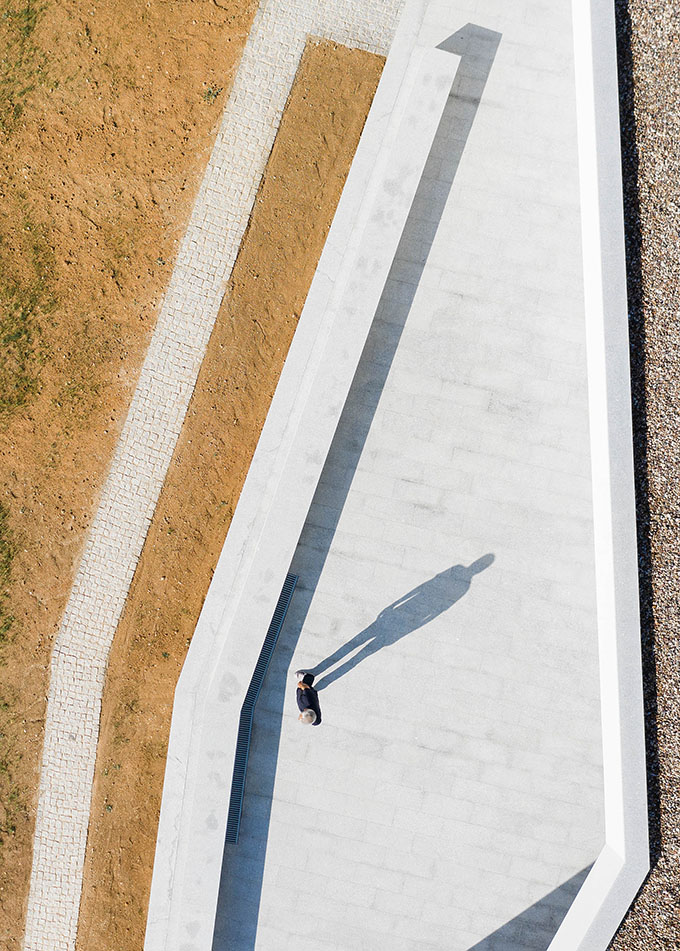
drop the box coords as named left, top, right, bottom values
left=144, top=23, right=460, bottom=951
left=548, top=0, right=649, bottom=948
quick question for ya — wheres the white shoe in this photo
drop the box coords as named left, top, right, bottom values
left=294, top=669, right=308, bottom=680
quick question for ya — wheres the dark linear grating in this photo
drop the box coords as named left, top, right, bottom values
left=224, top=572, right=298, bottom=844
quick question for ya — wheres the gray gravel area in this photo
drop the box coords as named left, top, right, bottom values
left=611, top=1, right=680, bottom=948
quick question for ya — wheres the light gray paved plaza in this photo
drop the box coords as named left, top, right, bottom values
left=147, top=0, right=647, bottom=946
left=213, top=2, right=605, bottom=949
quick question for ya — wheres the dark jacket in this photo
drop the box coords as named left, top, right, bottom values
left=296, top=683, right=322, bottom=725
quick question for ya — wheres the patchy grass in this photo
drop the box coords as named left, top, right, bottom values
left=0, top=208, right=55, bottom=415
left=0, top=505, right=23, bottom=847
left=0, top=722, right=26, bottom=846
left=0, top=503, right=15, bottom=638
left=0, top=0, right=48, bottom=135
left=202, top=84, right=223, bottom=104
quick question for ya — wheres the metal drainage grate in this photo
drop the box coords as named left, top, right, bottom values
left=225, top=572, right=298, bottom=844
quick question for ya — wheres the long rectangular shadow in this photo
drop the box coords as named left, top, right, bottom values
left=212, top=23, right=502, bottom=951
left=614, top=0, right=661, bottom=874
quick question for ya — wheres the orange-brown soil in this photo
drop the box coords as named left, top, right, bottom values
left=0, top=1, right=259, bottom=946
left=76, top=40, right=384, bottom=951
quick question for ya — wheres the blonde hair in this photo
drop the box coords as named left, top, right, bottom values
left=300, top=708, right=316, bottom=725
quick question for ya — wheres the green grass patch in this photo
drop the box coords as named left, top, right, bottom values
left=0, top=207, right=55, bottom=415
left=0, top=3, right=58, bottom=417
left=0, top=503, right=15, bottom=643
left=0, top=504, right=22, bottom=846
left=202, top=85, right=223, bottom=104
left=0, top=0, right=47, bottom=135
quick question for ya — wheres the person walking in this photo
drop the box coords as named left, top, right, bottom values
left=295, top=671, right=322, bottom=726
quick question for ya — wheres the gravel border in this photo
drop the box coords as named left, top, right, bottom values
left=611, top=1, right=680, bottom=947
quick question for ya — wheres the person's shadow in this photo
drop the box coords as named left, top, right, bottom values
left=310, top=554, right=494, bottom=690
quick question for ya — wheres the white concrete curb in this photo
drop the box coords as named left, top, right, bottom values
left=547, top=0, right=649, bottom=945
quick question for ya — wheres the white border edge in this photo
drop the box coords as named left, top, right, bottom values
left=549, top=0, right=649, bottom=947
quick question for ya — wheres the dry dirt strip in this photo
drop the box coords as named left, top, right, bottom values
left=22, top=1, right=403, bottom=949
